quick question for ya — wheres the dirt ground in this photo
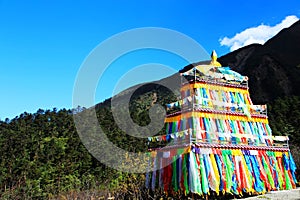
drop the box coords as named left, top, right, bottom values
left=243, top=188, right=300, bottom=200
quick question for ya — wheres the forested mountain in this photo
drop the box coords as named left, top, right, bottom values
left=1, top=21, right=300, bottom=199
left=0, top=85, right=178, bottom=199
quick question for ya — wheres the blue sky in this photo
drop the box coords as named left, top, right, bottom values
left=0, top=0, right=299, bottom=120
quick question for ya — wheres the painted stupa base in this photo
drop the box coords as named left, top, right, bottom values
left=146, top=144, right=297, bottom=196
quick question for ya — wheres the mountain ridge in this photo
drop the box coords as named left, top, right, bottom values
left=218, top=20, right=300, bottom=103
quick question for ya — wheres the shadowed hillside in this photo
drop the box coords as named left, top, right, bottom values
left=219, top=20, right=300, bottom=103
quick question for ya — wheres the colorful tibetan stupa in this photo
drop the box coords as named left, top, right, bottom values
left=146, top=51, right=297, bottom=197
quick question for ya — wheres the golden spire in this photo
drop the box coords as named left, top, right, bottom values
left=209, top=50, right=222, bottom=67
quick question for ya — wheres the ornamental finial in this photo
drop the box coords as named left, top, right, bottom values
left=210, top=50, right=222, bottom=67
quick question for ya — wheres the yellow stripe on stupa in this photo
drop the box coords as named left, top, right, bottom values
left=181, top=83, right=249, bottom=94
left=165, top=112, right=269, bottom=123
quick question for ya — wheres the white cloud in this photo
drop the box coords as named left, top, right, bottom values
left=220, top=15, right=299, bottom=51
